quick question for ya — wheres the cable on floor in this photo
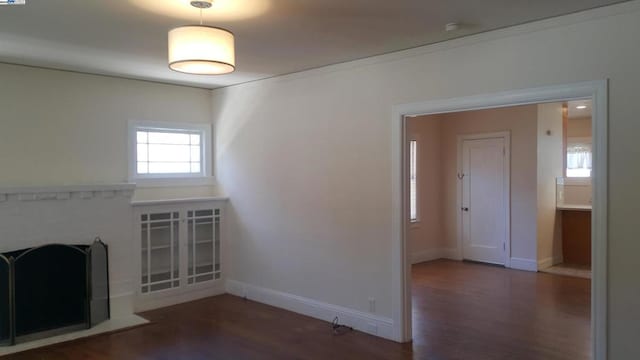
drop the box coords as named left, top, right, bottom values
left=331, top=316, right=353, bottom=335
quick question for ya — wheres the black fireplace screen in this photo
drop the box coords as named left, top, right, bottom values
left=0, top=255, right=9, bottom=345
left=0, top=238, right=109, bottom=346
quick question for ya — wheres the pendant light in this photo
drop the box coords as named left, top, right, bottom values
left=168, top=0, right=235, bottom=75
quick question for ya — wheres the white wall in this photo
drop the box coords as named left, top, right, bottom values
left=213, top=2, right=640, bottom=356
left=537, top=103, right=564, bottom=268
left=0, top=63, right=216, bottom=200
left=0, top=63, right=220, bottom=320
left=406, top=117, right=443, bottom=263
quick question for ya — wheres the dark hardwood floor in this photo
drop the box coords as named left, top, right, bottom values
left=4, top=260, right=590, bottom=360
left=411, top=260, right=591, bottom=360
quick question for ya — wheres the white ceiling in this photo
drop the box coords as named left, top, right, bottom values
left=567, top=99, right=592, bottom=119
left=0, top=0, right=629, bottom=89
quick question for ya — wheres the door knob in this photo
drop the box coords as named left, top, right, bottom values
left=461, top=207, right=469, bottom=212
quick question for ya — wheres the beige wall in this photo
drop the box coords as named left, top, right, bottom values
left=406, top=116, right=443, bottom=262
left=567, top=116, right=592, bottom=138
left=409, top=105, right=538, bottom=263
left=407, top=103, right=563, bottom=267
left=213, top=2, right=640, bottom=354
left=0, top=63, right=216, bottom=200
left=537, top=103, right=564, bottom=267
left=439, top=106, right=539, bottom=261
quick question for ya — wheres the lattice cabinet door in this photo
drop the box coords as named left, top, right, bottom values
left=140, top=211, right=181, bottom=294
left=186, top=208, right=221, bottom=285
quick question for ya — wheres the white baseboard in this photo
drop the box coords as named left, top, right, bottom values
left=411, top=248, right=443, bottom=264
left=410, top=247, right=461, bottom=264
left=509, top=257, right=538, bottom=272
left=538, top=257, right=553, bottom=270
left=226, top=279, right=394, bottom=340
left=537, top=255, right=565, bottom=270
left=553, top=255, right=564, bottom=266
left=134, top=282, right=226, bottom=312
left=441, top=247, right=461, bottom=260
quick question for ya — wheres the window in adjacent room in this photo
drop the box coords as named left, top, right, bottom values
left=566, top=142, right=592, bottom=178
left=409, top=139, right=418, bottom=222
left=129, top=121, right=211, bottom=182
left=564, top=100, right=592, bottom=178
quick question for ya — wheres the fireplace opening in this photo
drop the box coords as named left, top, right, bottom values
left=0, top=238, right=110, bottom=345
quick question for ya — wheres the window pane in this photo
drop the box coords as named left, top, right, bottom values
left=148, top=132, right=190, bottom=145
left=134, top=126, right=205, bottom=176
left=148, top=162, right=191, bottom=174
left=137, top=144, right=148, bottom=162
left=137, top=131, right=148, bottom=144
left=409, top=140, right=417, bottom=221
left=566, top=143, right=592, bottom=178
left=190, top=146, right=200, bottom=162
left=147, top=144, right=190, bottom=162
left=137, top=162, right=149, bottom=174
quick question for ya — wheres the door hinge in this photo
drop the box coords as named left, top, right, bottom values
left=503, top=147, right=506, bottom=155
left=503, top=243, right=506, bottom=251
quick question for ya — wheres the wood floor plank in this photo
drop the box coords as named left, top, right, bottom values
left=2, top=259, right=590, bottom=359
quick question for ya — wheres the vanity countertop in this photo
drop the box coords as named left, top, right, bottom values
left=557, top=204, right=592, bottom=211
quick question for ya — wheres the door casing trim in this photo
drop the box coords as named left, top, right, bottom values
left=390, top=80, right=608, bottom=360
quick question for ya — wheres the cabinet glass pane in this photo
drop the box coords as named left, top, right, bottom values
left=215, top=212, right=221, bottom=273
left=187, top=219, right=194, bottom=276
left=140, top=212, right=180, bottom=294
left=141, top=225, right=149, bottom=287
left=187, top=208, right=219, bottom=285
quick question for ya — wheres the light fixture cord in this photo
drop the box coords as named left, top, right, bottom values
left=200, top=8, right=203, bottom=25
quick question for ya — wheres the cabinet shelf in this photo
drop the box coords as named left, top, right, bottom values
left=189, top=220, right=214, bottom=225
left=142, top=244, right=174, bottom=251
left=142, top=224, right=178, bottom=231
left=190, top=239, right=214, bottom=245
left=188, top=262, right=220, bottom=272
left=142, top=267, right=178, bottom=278
left=191, top=261, right=214, bottom=267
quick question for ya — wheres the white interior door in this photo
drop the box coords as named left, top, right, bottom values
left=461, top=136, right=508, bottom=265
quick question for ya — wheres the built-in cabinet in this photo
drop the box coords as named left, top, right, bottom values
left=556, top=177, right=592, bottom=267
left=561, top=209, right=591, bottom=266
left=133, top=199, right=227, bottom=311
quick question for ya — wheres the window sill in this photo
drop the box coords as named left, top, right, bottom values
left=131, top=195, right=228, bottom=207
left=131, top=176, right=216, bottom=188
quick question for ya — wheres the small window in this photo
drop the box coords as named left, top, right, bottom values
left=129, top=121, right=211, bottom=182
left=409, top=140, right=418, bottom=222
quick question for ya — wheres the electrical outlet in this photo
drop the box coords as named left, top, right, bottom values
left=368, top=297, right=376, bottom=313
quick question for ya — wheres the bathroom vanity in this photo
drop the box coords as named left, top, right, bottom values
left=556, top=178, right=592, bottom=266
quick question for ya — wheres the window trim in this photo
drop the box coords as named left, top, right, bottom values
left=128, top=120, right=213, bottom=186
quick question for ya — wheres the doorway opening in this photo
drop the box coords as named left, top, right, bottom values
left=390, top=81, right=607, bottom=359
